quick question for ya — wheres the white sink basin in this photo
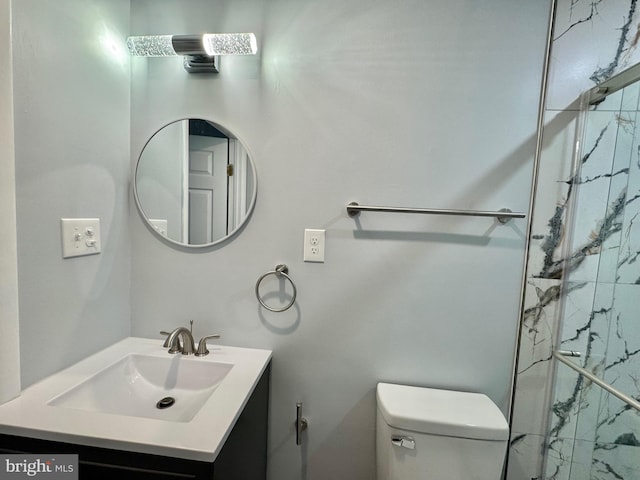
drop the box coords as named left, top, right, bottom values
left=48, top=354, right=233, bottom=422
left=0, top=337, right=271, bottom=461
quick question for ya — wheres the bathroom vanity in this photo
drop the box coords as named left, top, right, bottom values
left=0, top=338, right=271, bottom=479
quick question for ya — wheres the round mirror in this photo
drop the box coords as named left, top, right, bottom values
left=134, top=119, right=257, bottom=247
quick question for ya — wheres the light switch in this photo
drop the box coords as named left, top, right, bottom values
left=60, top=218, right=101, bottom=258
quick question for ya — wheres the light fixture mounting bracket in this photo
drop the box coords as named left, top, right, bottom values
left=183, top=55, right=219, bottom=73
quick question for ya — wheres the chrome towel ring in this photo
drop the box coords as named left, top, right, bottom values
left=255, top=264, right=297, bottom=312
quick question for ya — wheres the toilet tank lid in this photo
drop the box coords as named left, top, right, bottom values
left=376, top=383, right=509, bottom=441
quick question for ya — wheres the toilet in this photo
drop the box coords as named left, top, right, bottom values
left=376, top=382, right=509, bottom=480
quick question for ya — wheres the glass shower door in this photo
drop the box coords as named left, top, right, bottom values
left=545, top=65, right=640, bottom=480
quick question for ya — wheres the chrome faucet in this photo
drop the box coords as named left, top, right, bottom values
left=161, top=321, right=221, bottom=356
left=166, top=327, right=196, bottom=355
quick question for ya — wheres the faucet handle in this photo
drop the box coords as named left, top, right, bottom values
left=195, top=334, right=221, bottom=357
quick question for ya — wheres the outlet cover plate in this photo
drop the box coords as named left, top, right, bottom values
left=303, top=228, right=325, bottom=262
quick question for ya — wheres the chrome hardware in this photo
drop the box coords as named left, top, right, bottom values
left=295, top=402, right=308, bottom=446
left=391, top=435, right=415, bottom=450
left=553, top=351, right=640, bottom=413
left=255, top=264, right=297, bottom=312
left=166, top=326, right=196, bottom=355
left=195, top=334, right=221, bottom=357
left=556, top=350, right=581, bottom=358
left=160, top=330, right=175, bottom=348
left=162, top=321, right=193, bottom=351
left=346, top=202, right=525, bottom=224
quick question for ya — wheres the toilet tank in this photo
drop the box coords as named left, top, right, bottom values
left=376, top=383, right=509, bottom=480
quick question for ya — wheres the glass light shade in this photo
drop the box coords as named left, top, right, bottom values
left=202, top=33, right=257, bottom=56
left=127, top=33, right=257, bottom=58
left=126, top=35, right=176, bottom=57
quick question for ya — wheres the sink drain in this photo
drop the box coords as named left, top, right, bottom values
left=156, top=396, right=176, bottom=409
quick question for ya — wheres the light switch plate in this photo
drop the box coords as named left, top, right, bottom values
left=60, top=218, right=101, bottom=258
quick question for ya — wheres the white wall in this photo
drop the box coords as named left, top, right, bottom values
left=12, top=0, right=132, bottom=387
left=130, top=1, right=551, bottom=479
left=0, top=0, right=21, bottom=404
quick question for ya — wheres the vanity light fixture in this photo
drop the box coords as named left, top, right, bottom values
left=126, top=33, right=257, bottom=73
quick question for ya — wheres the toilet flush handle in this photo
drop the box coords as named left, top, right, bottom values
left=391, top=435, right=415, bottom=450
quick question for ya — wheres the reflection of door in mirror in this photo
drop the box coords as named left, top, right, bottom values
left=188, top=135, right=228, bottom=244
left=228, top=140, right=254, bottom=233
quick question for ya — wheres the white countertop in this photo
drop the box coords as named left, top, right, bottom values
left=0, top=337, right=272, bottom=462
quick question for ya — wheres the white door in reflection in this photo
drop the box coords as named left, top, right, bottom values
left=188, top=135, right=229, bottom=244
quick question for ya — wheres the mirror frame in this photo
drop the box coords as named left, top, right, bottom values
left=133, top=118, right=258, bottom=249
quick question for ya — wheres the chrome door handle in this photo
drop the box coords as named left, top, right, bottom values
left=391, top=435, right=415, bottom=450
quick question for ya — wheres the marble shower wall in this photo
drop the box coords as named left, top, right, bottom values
left=508, top=1, right=640, bottom=480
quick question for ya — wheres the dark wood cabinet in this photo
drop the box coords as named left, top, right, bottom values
left=0, top=364, right=270, bottom=480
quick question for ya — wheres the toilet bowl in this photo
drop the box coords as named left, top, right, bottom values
left=376, top=382, right=509, bottom=480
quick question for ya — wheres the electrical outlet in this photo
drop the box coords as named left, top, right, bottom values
left=303, top=229, right=325, bottom=262
left=60, top=218, right=101, bottom=258
left=149, top=219, right=168, bottom=236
